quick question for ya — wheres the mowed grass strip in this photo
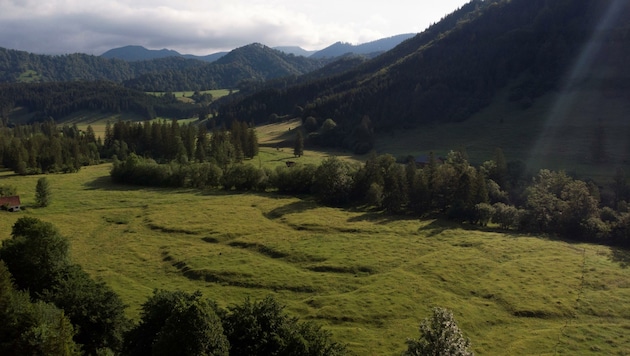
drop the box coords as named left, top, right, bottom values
left=0, top=164, right=629, bottom=355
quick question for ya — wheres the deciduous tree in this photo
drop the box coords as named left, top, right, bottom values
left=404, top=307, right=473, bottom=356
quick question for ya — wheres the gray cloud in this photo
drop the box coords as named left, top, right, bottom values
left=0, top=0, right=468, bottom=55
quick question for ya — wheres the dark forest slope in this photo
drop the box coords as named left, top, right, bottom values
left=0, top=44, right=326, bottom=91
left=217, top=0, right=630, bottom=154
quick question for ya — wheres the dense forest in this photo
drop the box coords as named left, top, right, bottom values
left=0, top=48, right=204, bottom=84
left=0, top=44, right=329, bottom=92
left=0, top=82, right=200, bottom=123
left=216, top=0, right=630, bottom=153
left=0, top=117, right=256, bottom=176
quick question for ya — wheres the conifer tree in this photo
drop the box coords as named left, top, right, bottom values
left=294, top=130, right=304, bottom=157
left=35, top=177, right=51, bottom=207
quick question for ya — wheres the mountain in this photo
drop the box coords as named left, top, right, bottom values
left=101, top=45, right=182, bottom=61
left=0, top=47, right=207, bottom=83
left=101, top=33, right=416, bottom=63
left=123, top=43, right=327, bottom=91
left=310, top=33, right=416, bottom=58
left=273, top=46, right=317, bottom=57
left=217, top=0, right=630, bottom=158
left=101, top=45, right=228, bottom=62
left=182, top=52, right=228, bottom=62
left=0, top=44, right=325, bottom=91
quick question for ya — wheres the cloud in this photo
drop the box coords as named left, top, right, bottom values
left=0, top=0, right=468, bottom=55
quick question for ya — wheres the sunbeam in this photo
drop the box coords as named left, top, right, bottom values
left=527, top=0, right=630, bottom=175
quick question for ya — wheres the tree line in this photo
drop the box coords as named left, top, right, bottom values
left=110, top=148, right=630, bottom=248
left=104, top=118, right=258, bottom=165
left=0, top=120, right=101, bottom=174
left=0, top=116, right=257, bottom=176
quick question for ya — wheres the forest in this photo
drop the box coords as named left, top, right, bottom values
left=215, top=0, right=629, bottom=153
left=0, top=82, right=201, bottom=122
left=0, top=44, right=328, bottom=92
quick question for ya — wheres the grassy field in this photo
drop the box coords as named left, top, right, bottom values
left=1, top=164, right=629, bottom=355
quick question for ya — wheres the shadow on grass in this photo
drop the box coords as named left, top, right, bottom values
left=417, top=219, right=458, bottom=237
left=83, top=175, right=163, bottom=192
left=83, top=175, right=199, bottom=195
left=610, top=247, right=630, bottom=269
left=264, top=198, right=318, bottom=219
left=346, top=208, right=419, bottom=225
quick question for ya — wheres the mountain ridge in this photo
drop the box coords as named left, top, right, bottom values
left=217, top=0, right=630, bottom=161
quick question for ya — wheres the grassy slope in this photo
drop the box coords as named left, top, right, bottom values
left=1, top=165, right=629, bottom=355
left=375, top=87, right=630, bottom=183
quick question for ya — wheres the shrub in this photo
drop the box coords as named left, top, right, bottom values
left=404, top=307, right=473, bottom=356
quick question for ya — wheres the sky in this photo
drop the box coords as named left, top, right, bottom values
left=0, top=0, right=470, bottom=56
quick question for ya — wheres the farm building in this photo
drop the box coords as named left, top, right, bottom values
left=0, top=196, right=21, bottom=212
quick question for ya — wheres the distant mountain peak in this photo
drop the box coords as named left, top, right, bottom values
left=100, top=45, right=181, bottom=61
left=310, top=33, right=416, bottom=58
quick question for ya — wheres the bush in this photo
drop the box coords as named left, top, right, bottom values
left=222, top=164, right=268, bottom=191
left=271, top=164, right=317, bottom=194
left=404, top=307, right=473, bottom=356
left=492, top=203, right=521, bottom=230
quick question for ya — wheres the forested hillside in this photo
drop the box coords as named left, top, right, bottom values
left=101, top=45, right=228, bottom=62
left=0, top=82, right=199, bottom=122
left=0, top=48, right=204, bottom=83
left=0, top=44, right=328, bottom=92
left=123, top=44, right=327, bottom=91
left=217, top=0, right=630, bottom=153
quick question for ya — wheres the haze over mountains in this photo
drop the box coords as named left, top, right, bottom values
left=99, top=33, right=417, bottom=62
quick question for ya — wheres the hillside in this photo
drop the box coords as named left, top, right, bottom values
left=217, top=0, right=630, bottom=170
left=101, top=45, right=228, bottom=62
left=0, top=44, right=326, bottom=91
left=0, top=47, right=206, bottom=84
left=123, top=43, right=328, bottom=91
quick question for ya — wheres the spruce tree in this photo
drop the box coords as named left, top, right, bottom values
left=35, top=177, right=51, bottom=207
left=294, top=130, right=304, bottom=157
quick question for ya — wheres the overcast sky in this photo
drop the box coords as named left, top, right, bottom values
left=0, top=0, right=470, bottom=55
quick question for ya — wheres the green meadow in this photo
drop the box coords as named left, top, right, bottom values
left=1, top=163, right=629, bottom=355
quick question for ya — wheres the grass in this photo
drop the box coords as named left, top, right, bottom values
left=17, top=69, right=41, bottom=83
left=374, top=87, right=630, bottom=183
left=1, top=165, right=629, bottom=355
left=147, top=89, right=236, bottom=103
left=254, top=118, right=366, bottom=169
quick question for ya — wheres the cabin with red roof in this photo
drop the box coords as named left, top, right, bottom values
left=0, top=196, right=21, bottom=212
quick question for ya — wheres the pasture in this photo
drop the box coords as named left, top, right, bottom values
left=1, top=164, right=629, bottom=355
